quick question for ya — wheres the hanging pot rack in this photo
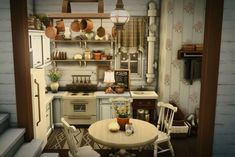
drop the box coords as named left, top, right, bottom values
left=47, top=0, right=110, bottom=19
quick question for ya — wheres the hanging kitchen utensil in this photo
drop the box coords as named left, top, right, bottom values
left=97, top=19, right=105, bottom=38
left=80, top=19, right=93, bottom=33
left=45, top=22, right=57, bottom=39
left=70, top=19, right=80, bottom=32
left=56, top=19, right=65, bottom=33
left=112, top=26, right=117, bottom=38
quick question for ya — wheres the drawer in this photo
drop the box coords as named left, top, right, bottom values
left=132, top=99, right=156, bottom=109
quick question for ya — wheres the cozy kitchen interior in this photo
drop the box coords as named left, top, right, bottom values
left=30, top=0, right=204, bottom=156
left=0, top=1, right=229, bottom=157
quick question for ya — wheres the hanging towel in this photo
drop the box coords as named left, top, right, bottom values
left=184, top=58, right=202, bottom=84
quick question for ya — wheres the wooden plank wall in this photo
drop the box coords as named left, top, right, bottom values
left=0, top=0, right=33, bottom=126
left=213, top=0, right=235, bottom=156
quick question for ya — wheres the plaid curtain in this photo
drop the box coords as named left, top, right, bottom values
left=118, top=17, right=145, bottom=54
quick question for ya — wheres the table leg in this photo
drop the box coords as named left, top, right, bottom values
left=108, top=149, right=136, bottom=157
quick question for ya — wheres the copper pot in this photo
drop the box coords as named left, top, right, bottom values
left=115, top=86, right=125, bottom=94
left=80, top=19, right=93, bottom=33
left=45, top=24, right=57, bottom=39
left=70, top=20, right=80, bottom=32
left=56, top=19, right=65, bottom=33
left=93, top=52, right=101, bottom=60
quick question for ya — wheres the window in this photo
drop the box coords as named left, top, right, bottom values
left=116, top=51, right=144, bottom=79
left=114, top=17, right=146, bottom=80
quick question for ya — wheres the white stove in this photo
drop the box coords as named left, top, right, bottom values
left=62, top=91, right=96, bottom=125
left=62, top=91, right=96, bottom=100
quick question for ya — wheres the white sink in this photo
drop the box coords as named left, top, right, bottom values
left=130, top=91, right=158, bottom=99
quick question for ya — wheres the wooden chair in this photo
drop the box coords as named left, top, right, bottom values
left=154, top=102, right=178, bottom=157
left=61, top=118, right=100, bottom=157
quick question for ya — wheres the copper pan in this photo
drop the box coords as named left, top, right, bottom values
left=70, top=19, right=80, bottom=32
left=97, top=19, right=105, bottom=38
left=112, top=26, right=117, bottom=38
left=45, top=23, right=57, bottom=39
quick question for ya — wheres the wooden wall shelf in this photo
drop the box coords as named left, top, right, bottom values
left=51, top=39, right=114, bottom=43
left=47, top=13, right=110, bottom=19
left=178, top=49, right=203, bottom=59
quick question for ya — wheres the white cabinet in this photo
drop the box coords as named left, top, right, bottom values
left=96, top=92, right=131, bottom=120
left=52, top=98, right=63, bottom=126
left=99, top=102, right=113, bottom=120
left=29, top=30, right=51, bottom=68
left=42, top=35, right=51, bottom=64
left=31, top=68, right=47, bottom=148
left=46, top=101, right=54, bottom=137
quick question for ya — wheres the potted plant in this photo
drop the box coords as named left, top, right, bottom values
left=113, top=103, right=130, bottom=130
left=48, top=68, right=61, bottom=93
left=114, top=83, right=126, bottom=94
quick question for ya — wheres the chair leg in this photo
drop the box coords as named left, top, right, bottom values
left=154, top=142, right=158, bottom=157
left=168, top=140, right=175, bottom=156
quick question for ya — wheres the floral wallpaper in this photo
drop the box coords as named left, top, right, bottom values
left=158, top=0, right=205, bottom=115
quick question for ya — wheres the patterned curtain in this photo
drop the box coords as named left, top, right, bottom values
left=118, top=17, right=145, bottom=54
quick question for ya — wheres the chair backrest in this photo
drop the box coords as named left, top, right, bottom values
left=61, top=117, right=79, bottom=157
left=157, top=102, right=178, bottom=135
left=109, top=97, right=133, bottom=118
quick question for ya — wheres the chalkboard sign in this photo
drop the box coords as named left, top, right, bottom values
left=114, top=69, right=130, bottom=90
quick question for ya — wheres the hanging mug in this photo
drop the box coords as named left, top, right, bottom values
left=80, top=19, right=93, bottom=33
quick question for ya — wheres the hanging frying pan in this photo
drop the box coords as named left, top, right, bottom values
left=97, top=19, right=105, bottom=38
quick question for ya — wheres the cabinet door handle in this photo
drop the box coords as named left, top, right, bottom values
left=37, top=61, right=41, bottom=63
left=34, top=79, right=41, bottom=126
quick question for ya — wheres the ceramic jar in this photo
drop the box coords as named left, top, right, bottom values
left=84, top=48, right=91, bottom=60
left=50, top=82, right=59, bottom=93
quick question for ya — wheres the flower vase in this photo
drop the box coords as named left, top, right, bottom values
left=117, top=117, right=129, bottom=131
left=50, top=82, right=59, bottom=93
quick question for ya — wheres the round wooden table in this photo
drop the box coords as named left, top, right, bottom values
left=88, top=118, right=158, bottom=157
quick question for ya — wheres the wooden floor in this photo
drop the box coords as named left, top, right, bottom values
left=43, top=136, right=197, bottom=157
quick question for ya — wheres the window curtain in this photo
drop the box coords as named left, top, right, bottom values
left=118, top=17, right=145, bottom=54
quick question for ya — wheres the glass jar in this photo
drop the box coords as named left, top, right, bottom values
left=84, top=48, right=91, bottom=60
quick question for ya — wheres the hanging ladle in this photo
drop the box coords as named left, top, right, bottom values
left=97, top=19, right=105, bottom=38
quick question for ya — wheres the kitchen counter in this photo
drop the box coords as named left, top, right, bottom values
left=130, top=91, right=158, bottom=99
left=44, top=91, right=66, bottom=105
left=95, top=91, right=131, bottom=98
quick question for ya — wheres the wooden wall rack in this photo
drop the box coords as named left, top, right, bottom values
left=48, top=0, right=109, bottom=19
left=178, top=49, right=203, bottom=59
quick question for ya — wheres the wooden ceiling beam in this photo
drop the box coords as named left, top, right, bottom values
left=61, top=0, right=104, bottom=13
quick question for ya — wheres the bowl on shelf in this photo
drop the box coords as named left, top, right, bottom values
left=115, top=87, right=125, bottom=94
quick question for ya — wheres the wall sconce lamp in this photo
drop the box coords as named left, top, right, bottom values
left=110, top=0, right=130, bottom=30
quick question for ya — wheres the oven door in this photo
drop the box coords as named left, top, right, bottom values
left=62, top=99, right=96, bottom=119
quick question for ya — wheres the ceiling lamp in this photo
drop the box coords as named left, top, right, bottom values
left=110, top=0, right=130, bottom=30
